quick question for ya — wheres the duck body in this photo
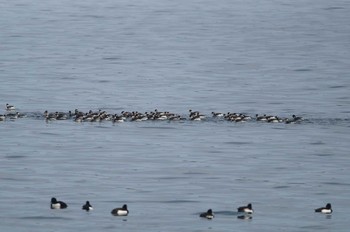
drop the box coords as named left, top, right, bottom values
left=50, top=197, right=68, bottom=209
left=315, top=203, right=332, bottom=214
left=111, top=204, right=129, bottom=216
left=82, top=201, right=93, bottom=211
left=199, top=209, right=214, bottom=219
left=212, top=112, right=224, bottom=117
left=237, top=203, right=254, bottom=214
left=6, top=103, right=15, bottom=111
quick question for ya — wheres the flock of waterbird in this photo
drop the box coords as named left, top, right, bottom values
left=199, top=203, right=333, bottom=219
left=1, top=103, right=303, bottom=124
left=3, top=104, right=330, bottom=219
left=51, top=197, right=333, bottom=219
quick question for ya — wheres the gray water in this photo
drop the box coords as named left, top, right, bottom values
left=1, top=0, right=350, bottom=231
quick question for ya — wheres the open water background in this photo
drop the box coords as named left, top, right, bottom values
left=0, top=0, right=350, bottom=231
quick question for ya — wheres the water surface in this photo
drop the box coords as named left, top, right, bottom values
left=1, top=0, right=350, bottom=231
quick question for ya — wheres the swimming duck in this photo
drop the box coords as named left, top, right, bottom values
left=315, top=203, right=332, bottom=214
left=44, top=111, right=57, bottom=120
left=237, top=203, right=253, bottom=214
left=212, top=112, right=224, bottom=117
left=6, top=103, right=15, bottom=111
left=111, top=204, right=129, bottom=216
left=256, top=114, right=267, bottom=121
left=199, top=209, right=214, bottom=219
left=82, top=201, right=93, bottom=211
left=50, top=197, right=68, bottom=209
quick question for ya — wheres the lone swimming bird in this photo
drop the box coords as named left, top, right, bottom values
left=237, top=203, right=254, bottom=214
left=82, top=201, right=93, bottom=211
left=199, top=209, right=214, bottom=219
left=111, top=204, right=129, bottom=216
left=50, top=197, right=68, bottom=209
left=315, top=203, right=332, bottom=214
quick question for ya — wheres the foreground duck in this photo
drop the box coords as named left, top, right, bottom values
left=199, top=209, right=214, bottom=219
left=111, top=204, right=129, bottom=216
left=82, top=201, right=93, bottom=211
left=314, top=203, right=332, bottom=214
left=50, top=197, right=68, bottom=209
left=237, top=203, right=254, bottom=214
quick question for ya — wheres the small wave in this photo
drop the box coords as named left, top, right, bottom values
left=273, top=185, right=290, bottom=189
left=224, top=141, right=252, bottom=145
left=322, top=182, right=350, bottom=186
left=294, top=68, right=312, bottom=72
left=102, top=57, right=121, bottom=60
left=138, top=126, right=176, bottom=130
left=4, top=155, right=27, bottom=159
left=162, top=200, right=199, bottom=204
left=18, top=216, right=73, bottom=220
left=309, top=141, right=326, bottom=145
left=323, top=6, right=344, bottom=10
left=211, top=210, right=237, bottom=216
left=329, top=85, right=346, bottom=89
left=314, top=153, right=333, bottom=157
left=158, top=176, right=187, bottom=180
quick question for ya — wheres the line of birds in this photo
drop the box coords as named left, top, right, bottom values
left=51, top=198, right=128, bottom=216
left=50, top=198, right=332, bottom=219
left=0, top=103, right=22, bottom=120
left=199, top=203, right=332, bottom=219
left=1, top=103, right=303, bottom=124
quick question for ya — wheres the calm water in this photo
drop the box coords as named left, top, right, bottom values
left=1, top=0, right=350, bottom=231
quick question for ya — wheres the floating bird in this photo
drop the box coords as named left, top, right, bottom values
left=111, top=204, right=129, bottom=216
left=315, top=203, right=332, bottom=214
left=212, top=112, right=224, bottom=117
left=189, top=109, right=199, bottom=118
left=256, top=114, right=267, bottom=121
left=199, top=209, right=214, bottom=219
left=285, top=115, right=303, bottom=124
left=50, top=197, right=68, bottom=209
left=82, top=201, right=93, bottom=211
left=292, top=114, right=303, bottom=122
left=237, top=203, right=254, bottom=214
left=6, top=103, right=15, bottom=111
left=44, top=111, right=57, bottom=120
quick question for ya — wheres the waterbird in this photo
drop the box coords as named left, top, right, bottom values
left=199, top=209, right=214, bottom=219
left=292, top=114, right=303, bottom=121
left=212, top=112, right=224, bottom=117
left=111, top=204, right=129, bottom=216
left=6, top=103, right=15, bottom=111
left=44, top=111, right=57, bottom=120
left=50, top=197, right=68, bottom=209
left=237, top=203, right=253, bottom=214
left=82, top=201, right=93, bottom=211
left=315, top=203, right=332, bottom=214
left=256, top=114, right=267, bottom=121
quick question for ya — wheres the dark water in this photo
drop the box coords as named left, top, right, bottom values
left=1, top=0, right=350, bottom=231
